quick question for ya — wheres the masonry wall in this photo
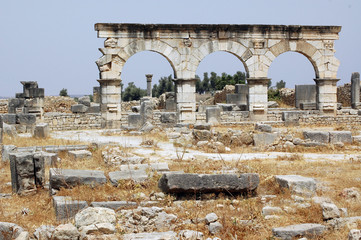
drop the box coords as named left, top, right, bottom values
left=0, top=100, right=8, bottom=114
left=44, top=113, right=102, bottom=131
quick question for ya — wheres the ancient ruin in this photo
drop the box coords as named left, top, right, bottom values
left=1, top=22, right=361, bottom=240
left=95, top=23, right=341, bottom=124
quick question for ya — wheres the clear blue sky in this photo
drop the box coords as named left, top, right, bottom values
left=0, top=0, right=360, bottom=97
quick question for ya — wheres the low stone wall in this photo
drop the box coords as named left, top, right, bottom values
left=44, top=112, right=102, bottom=131
left=0, top=99, right=8, bottom=114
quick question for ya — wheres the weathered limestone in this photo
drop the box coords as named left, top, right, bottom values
left=140, top=97, right=154, bottom=125
left=0, top=222, right=25, bottom=240
left=253, top=132, right=278, bottom=146
left=206, top=106, right=221, bottom=124
left=272, top=223, right=326, bottom=240
left=295, top=85, right=316, bottom=108
left=93, top=86, right=101, bottom=103
left=33, top=123, right=49, bottom=138
left=71, top=104, right=88, bottom=113
left=146, top=74, right=153, bottom=97
left=121, top=231, right=177, bottom=240
left=351, top=72, right=361, bottom=109
left=49, top=168, right=107, bottom=190
left=97, top=79, right=122, bottom=128
left=158, top=173, right=259, bottom=194
left=95, top=24, right=341, bottom=123
left=315, top=78, right=339, bottom=115
left=160, top=112, right=177, bottom=124
left=247, top=78, right=269, bottom=120
left=275, top=175, right=317, bottom=196
left=53, top=196, right=88, bottom=221
left=90, top=201, right=137, bottom=210
left=165, top=92, right=176, bottom=111
left=9, top=152, right=45, bottom=194
left=128, top=113, right=142, bottom=128
left=68, top=150, right=92, bottom=160
left=282, top=111, right=300, bottom=126
left=329, top=131, right=352, bottom=144
left=303, top=131, right=330, bottom=143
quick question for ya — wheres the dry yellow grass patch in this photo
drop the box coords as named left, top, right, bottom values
left=2, top=135, right=86, bottom=147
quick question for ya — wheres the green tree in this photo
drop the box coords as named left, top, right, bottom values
left=276, top=80, right=286, bottom=89
left=233, top=71, right=246, bottom=84
left=195, top=75, right=203, bottom=94
left=59, top=88, right=68, bottom=97
left=268, top=79, right=272, bottom=89
left=122, top=82, right=147, bottom=101
left=210, top=72, right=217, bottom=91
left=202, top=72, right=210, bottom=92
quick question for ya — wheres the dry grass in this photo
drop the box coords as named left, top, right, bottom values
left=2, top=135, right=86, bottom=147
left=1, top=129, right=361, bottom=239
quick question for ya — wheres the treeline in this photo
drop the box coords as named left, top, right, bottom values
left=121, top=71, right=248, bottom=101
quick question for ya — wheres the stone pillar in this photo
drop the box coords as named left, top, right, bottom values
left=351, top=72, right=360, bottom=109
left=146, top=74, right=153, bottom=97
left=97, top=79, right=122, bottom=128
left=174, top=78, right=196, bottom=123
left=93, top=86, right=101, bottom=103
left=247, top=78, right=270, bottom=121
left=314, top=78, right=339, bottom=115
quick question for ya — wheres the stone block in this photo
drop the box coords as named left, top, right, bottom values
left=321, top=202, right=340, bottom=220
left=9, top=152, right=36, bottom=194
left=78, top=96, right=91, bottom=107
left=119, top=163, right=169, bottom=172
left=272, top=223, right=325, bottom=240
left=17, top=113, right=37, bottom=125
left=53, top=196, right=88, bottom=221
left=140, top=99, right=154, bottom=124
left=21, top=81, right=38, bottom=98
left=216, top=103, right=235, bottom=111
left=140, top=121, right=154, bottom=133
left=206, top=106, right=221, bottom=124
left=8, top=98, right=24, bottom=109
left=255, top=123, right=272, bottom=133
left=71, top=104, right=88, bottom=113
left=86, top=105, right=100, bottom=113
left=303, top=131, right=329, bottom=143
left=165, top=99, right=176, bottom=111
left=253, top=133, right=278, bottom=146
left=33, top=153, right=45, bottom=187
left=93, top=86, right=100, bottom=103
left=282, top=111, right=300, bottom=126
left=351, top=72, right=360, bottom=109
left=68, top=150, right=92, bottom=160
left=300, top=102, right=317, bottom=110
left=49, top=168, right=107, bottom=190
left=131, top=106, right=140, bottom=112
left=160, top=112, right=177, bottom=123
left=295, top=85, right=317, bottom=108
left=0, top=222, right=25, bottom=239
left=329, top=131, right=352, bottom=144
left=2, top=114, right=17, bottom=124
left=128, top=114, right=142, bottom=128
left=226, top=94, right=243, bottom=105
left=1, top=145, right=17, bottom=162
left=193, top=129, right=212, bottom=141
left=268, top=101, right=279, bottom=108
left=90, top=201, right=137, bottom=210
left=275, top=175, right=317, bottom=196
left=33, top=151, right=58, bottom=166
left=235, top=84, right=249, bottom=95
left=15, top=93, right=24, bottom=98
left=29, top=88, right=45, bottom=98
left=33, top=123, right=49, bottom=138
left=122, top=231, right=177, bottom=240
left=158, top=173, right=259, bottom=194
left=109, top=169, right=148, bottom=185
left=193, top=123, right=211, bottom=130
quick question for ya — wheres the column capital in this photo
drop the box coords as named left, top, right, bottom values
left=145, top=74, right=153, bottom=82
left=173, top=78, right=198, bottom=83
left=247, top=77, right=271, bottom=85
left=97, top=79, right=122, bottom=85
left=314, top=78, right=340, bottom=86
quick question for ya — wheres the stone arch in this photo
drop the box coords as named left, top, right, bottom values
left=118, top=39, right=181, bottom=78
left=192, top=40, right=249, bottom=77
left=266, top=40, right=320, bottom=78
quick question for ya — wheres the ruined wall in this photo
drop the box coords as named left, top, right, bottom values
left=44, top=113, right=102, bottom=131
left=0, top=99, right=8, bottom=113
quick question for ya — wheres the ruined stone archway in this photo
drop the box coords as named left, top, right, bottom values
left=95, top=24, right=341, bottom=124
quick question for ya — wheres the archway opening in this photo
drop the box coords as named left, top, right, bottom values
left=267, top=51, right=317, bottom=107
left=195, top=51, right=247, bottom=102
left=120, top=51, right=175, bottom=101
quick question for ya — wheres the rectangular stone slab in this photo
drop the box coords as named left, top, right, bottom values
left=53, top=196, right=88, bottom=221
left=90, top=201, right=137, bottom=210
left=49, top=168, right=107, bottom=190
left=158, top=173, right=259, bottom=194
left=272, top=223, right=325, bottom=240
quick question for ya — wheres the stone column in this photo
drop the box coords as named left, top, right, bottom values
left=351, top=72, right=360, bottom=109
left=97, top=79, right=122, bottom=128
left=174, top=78, right=196, bottom=123
left=314, top=78, right=339, bottom=115
left=145, top=74, right=153, bottom=97
left=247, top=78, right=270, bottom=121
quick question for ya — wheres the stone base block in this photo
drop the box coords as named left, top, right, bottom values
left=53, top=196, right=88, bottom=221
